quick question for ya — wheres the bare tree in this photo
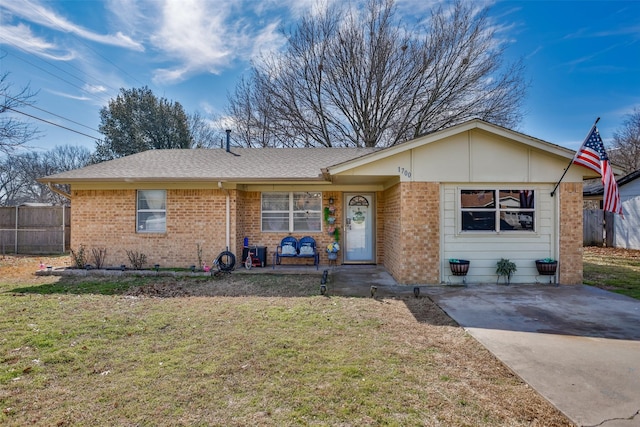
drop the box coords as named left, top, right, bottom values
left=609, top=107, right=640, bottom=174
left=0, top=155, right=26, bottom=205
left=227, top=0, right=526, bottom=148
left=0, top=145, right=91, bottom=206
left=188, top=111, right=220, bottom=148
left=0, top=65, right=41, bottom=154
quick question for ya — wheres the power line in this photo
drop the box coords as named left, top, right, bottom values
left=5, top=106, right=101, bottom=141
left=1, top=91, right=100, bottom=134
left=0, top=44, right=112, bottom=105
left=22, top=2, right=147, bottom=88
left=0, top=45, right=119, bottom=97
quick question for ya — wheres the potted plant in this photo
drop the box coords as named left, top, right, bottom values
left=449, top=258, right=470, bottom=276
left=326, top=241, right=340, bottom=260
left=535, top=258, right=557, bottom=275
left=496, top=258, right=517, bottom=285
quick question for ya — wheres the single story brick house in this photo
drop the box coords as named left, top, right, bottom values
left=40, top=119, right=599, bottom=285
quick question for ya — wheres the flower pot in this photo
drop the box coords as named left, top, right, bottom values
left=327, top=252, right=338, bottom=260
left=449, top=259, right=470, bottom=276
left=327, top=217, right=335, bottom=224
left=535, top=260, right=557, bottom=275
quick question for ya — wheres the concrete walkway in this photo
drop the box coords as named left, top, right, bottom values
left=329, top=267, right=640, bottom=427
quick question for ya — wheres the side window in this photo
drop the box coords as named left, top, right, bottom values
left=262, top=192, right=290, bottom=232
left=461, top=190, right=496, bottom=231
left=461, top=189, right=534, bottom=232
left=262, top=192, right=322, bottom=232
left=137, top=190, right=166, bottom=233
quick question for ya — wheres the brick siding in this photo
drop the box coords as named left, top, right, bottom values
left=559, top=182, right=583, bottom=285
left=71, top=189, right=229, bottom=268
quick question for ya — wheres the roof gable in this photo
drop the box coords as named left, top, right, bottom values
left=327, top=119, right=587, bottom=184
left=326, top=119, right=577, bottom=176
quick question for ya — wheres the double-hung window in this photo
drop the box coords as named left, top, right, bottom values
left=137, top=190, right=166, bottom=233
left=460, top=189, right=535, bottom=232
left=262, top=192, right=322, bottom=232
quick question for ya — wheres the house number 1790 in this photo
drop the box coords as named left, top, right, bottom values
left=398, top=167, right=412, bottom=178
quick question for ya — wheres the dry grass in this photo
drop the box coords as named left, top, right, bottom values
left=1, top=254, right=573, bottom=426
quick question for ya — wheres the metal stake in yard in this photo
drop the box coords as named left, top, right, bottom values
left=320, top=269, right=328, bottom=295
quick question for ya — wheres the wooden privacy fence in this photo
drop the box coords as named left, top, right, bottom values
left=0, top=206, right=70, bottom=254
left=583, top=209, right=614, bottom=247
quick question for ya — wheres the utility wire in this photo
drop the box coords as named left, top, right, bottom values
left=22, top=2, right=146, bottom=88
left=5, top=106, right=101, bottom=141
left=1, top=91, right=100, bottom=134
left=0, top=44, right=112, bottom=105
left=0, top=45, right=119, bottom=97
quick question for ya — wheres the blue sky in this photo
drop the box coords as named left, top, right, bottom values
left=1, top=0, right=639, bottom=154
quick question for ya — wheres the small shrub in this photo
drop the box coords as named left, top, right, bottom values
left=496, top=258, right=517, bottom=284
left=126, top=250, right=147, bottom=270
left=70, top=245, right=87, bottom=269
left=91, top=248, right=108, bottom=269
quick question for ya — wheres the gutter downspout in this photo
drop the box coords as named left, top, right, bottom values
left=218, top=181, right=230, bottom=250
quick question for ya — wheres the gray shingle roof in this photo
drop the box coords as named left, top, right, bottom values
left=39, top=147, right=378, bottom=183
left=583, top=169, right=640, bottom=196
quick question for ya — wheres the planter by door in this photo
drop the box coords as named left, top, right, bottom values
left=448, top=259, right=469, bottom=285
left=535, top=260, right=558, bottom=286
left=449, top=259, right=470, bottom=276
left=535, top=260, right=558, bottom=275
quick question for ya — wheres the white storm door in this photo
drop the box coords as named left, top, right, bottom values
left=344, top=194, right=375, bottom=263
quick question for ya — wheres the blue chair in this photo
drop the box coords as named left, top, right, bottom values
left=297, top=236, right=319, bottom=270
left=273, top=236, right=319, bottom=269
left=274, top=236, right=298, bottom=268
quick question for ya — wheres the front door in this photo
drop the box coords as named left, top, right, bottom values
left=343, top=193, right=375, bottom=263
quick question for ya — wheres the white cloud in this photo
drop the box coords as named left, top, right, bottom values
left=0, top=23, right=75, bottom=60
left=45, top=89, right=92, bottom=102
left=149, top=0, right=236, bottom=83
left=147, top=0, right=288, bottom=84
left=0, top=0, right=143, bottom=51
left=83, top=83, right=108, bottom=94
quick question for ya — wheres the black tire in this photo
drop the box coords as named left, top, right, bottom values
left=216, top=251, right=236, bottom=272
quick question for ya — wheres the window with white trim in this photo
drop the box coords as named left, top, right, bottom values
left=137, top=190, right=166, bottom=233
left=460, top=189, right=534, bottom=232
left=261, top=192, right=322, bottom=232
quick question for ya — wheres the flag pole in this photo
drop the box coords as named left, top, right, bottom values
left=550, top=117, right=600, bottom=197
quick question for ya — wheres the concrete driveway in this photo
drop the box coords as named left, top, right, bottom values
left=329, top=267, right=640, bottom=426
left=423, top=284, right=640, bottom=427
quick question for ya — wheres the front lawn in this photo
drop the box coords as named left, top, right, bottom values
left=0, top=256, right=571, bottom=426
left=583, top=246, right=640, bottom=299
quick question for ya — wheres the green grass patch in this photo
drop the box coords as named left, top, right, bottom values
left=0, top=261, right=573, bottom=426
left=583, top=247, right=640, bottom=299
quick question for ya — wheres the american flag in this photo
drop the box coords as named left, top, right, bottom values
left=573, top=125, right=623, bottom=216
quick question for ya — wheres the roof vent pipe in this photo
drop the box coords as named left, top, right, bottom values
left=225, top=129, right=231, bottom=152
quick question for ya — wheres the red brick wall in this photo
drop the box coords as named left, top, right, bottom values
left=234, top=191, right=344, bottom=267
left=400, top=182, right=440, bottom=284
left=382, top=184, right=402, bottom=280
left=375, top=190, right=385, bottom=264
left=71, top=189, right=229, bottom=268
left=381, top=182, right=440, bottom=284
left=559, top=182, right=583, bottom=285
